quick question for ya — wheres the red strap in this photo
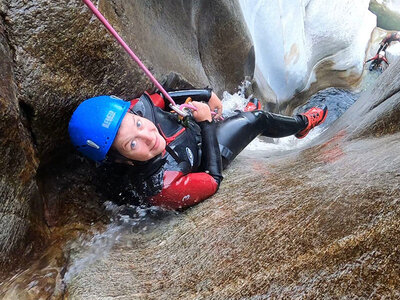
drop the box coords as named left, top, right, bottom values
left=150, top=171, right=218, bottom=210
left=159, top=127, right=186, bottom=145
left=129, top=93, right=165, bottom=110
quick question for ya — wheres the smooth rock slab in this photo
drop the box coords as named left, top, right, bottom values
left=66, top=132, right=400, bottom=299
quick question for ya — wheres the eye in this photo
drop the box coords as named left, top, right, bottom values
left=137, top=120, right=142, bottom=128
left=130, top=140, right=137, bottom=150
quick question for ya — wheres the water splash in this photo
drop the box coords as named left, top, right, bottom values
left=62, top=202, right=168, bottom=284
left=222, top=80, right=252, bottom=117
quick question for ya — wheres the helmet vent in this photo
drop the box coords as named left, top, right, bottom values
left=87, top=140, right=100, bottom=149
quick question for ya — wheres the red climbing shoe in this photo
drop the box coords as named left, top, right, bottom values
left=295, top=106, right=328, bottom=139
left=244, top=97, right=262, bottom=112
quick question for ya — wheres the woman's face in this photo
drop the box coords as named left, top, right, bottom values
left=112, top=112, right=166, bottom=161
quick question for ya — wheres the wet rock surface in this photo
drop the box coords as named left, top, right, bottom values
left=369, top=0, right=400, bottom=31
left=323, top=54, right=400, bottom=140
left=66, top=134, right=400, bottom=299
left=0, top=9, right=47, bottom=275
left=240, top=0, right=375, bottom=103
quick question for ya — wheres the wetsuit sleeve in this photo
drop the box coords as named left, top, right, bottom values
left=197, top=120, right=223, bottom=184
left=149, top=120, right=223, bottom=210
left=383, top=56, right=389, bottom=65
left=149, top=171, right=219, bottom=209
left=167, top=89, right=213, bottom=105
left=366, top=55, right=378, bottom=63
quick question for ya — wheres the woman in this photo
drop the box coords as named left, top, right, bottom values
left=69, top=89, right=327, bottom=209
left=365, top=51, right=389, bottom=72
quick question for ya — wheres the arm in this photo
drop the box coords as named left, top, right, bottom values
left=382, top=56, right=389, bottom=65
left=191, top=101, right=223, bottom=184
left=150, top=102, right=223, bottom=210
left=197, top=120, right=223, bottom=184
left=154, top=89, right=223, bottom=120
left=168, top=89, right=213, bottom=104
left=381, top=33, right=392, bottom=45
left=149, top=170, right=219, bottom=209
left=365, top=57, right=374, bottom=63
left=365, top=54, right=379, bottom=63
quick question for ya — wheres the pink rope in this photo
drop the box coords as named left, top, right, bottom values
left=82, top=0, right=177, bottom=107
left=179, top=103, right=197, bottom=111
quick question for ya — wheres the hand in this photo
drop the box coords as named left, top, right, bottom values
left=191, top=101, right=212, bottom=122
left=207, top=92, right=223, bottom=120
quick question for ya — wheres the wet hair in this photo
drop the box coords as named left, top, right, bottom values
left=97, top=147, right=166, bottom=205
left=96, top=158, right=164, bottom=205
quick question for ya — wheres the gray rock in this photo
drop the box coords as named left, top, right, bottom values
left=323, top=56, right=400, bottom=141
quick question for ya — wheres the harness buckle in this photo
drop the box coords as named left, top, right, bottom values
left=169, top=104, right=189, bottom=118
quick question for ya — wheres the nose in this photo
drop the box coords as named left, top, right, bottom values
left=137, top=127, right=154, bottom=146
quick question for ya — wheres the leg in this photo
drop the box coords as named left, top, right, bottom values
left=377, top=44, right=383, bottom=54
left=216, top=111, right=306, bottom=168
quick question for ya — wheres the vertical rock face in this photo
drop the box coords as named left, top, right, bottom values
left=0, top=13, right=46, bottom=274
left=324, top=53, right=400, bottom=140
left=369, top=0, right=400, bottom=30
left=0, top=0, right=253, bottom=274
left=239, top=0, right=376, bottom=105
left=196, top=0, right=255, bottom=93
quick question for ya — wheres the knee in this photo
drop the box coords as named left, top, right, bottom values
left=240, top=110, right=269, bottom=122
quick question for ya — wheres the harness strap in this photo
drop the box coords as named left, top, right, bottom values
left=165, top=145, right=183, bottom=163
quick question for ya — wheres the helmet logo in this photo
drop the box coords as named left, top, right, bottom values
left=102, top=110, right=116, bottom=128
left=87, top=140, right=100, bottom=149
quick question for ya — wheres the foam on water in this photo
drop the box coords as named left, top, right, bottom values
left=221, top=80, right=252, bottom=117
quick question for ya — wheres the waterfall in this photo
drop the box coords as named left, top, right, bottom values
left=239, top=0, right=376, bottom=103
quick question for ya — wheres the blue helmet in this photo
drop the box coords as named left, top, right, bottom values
left=68, top=95, right=131, bottom=162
